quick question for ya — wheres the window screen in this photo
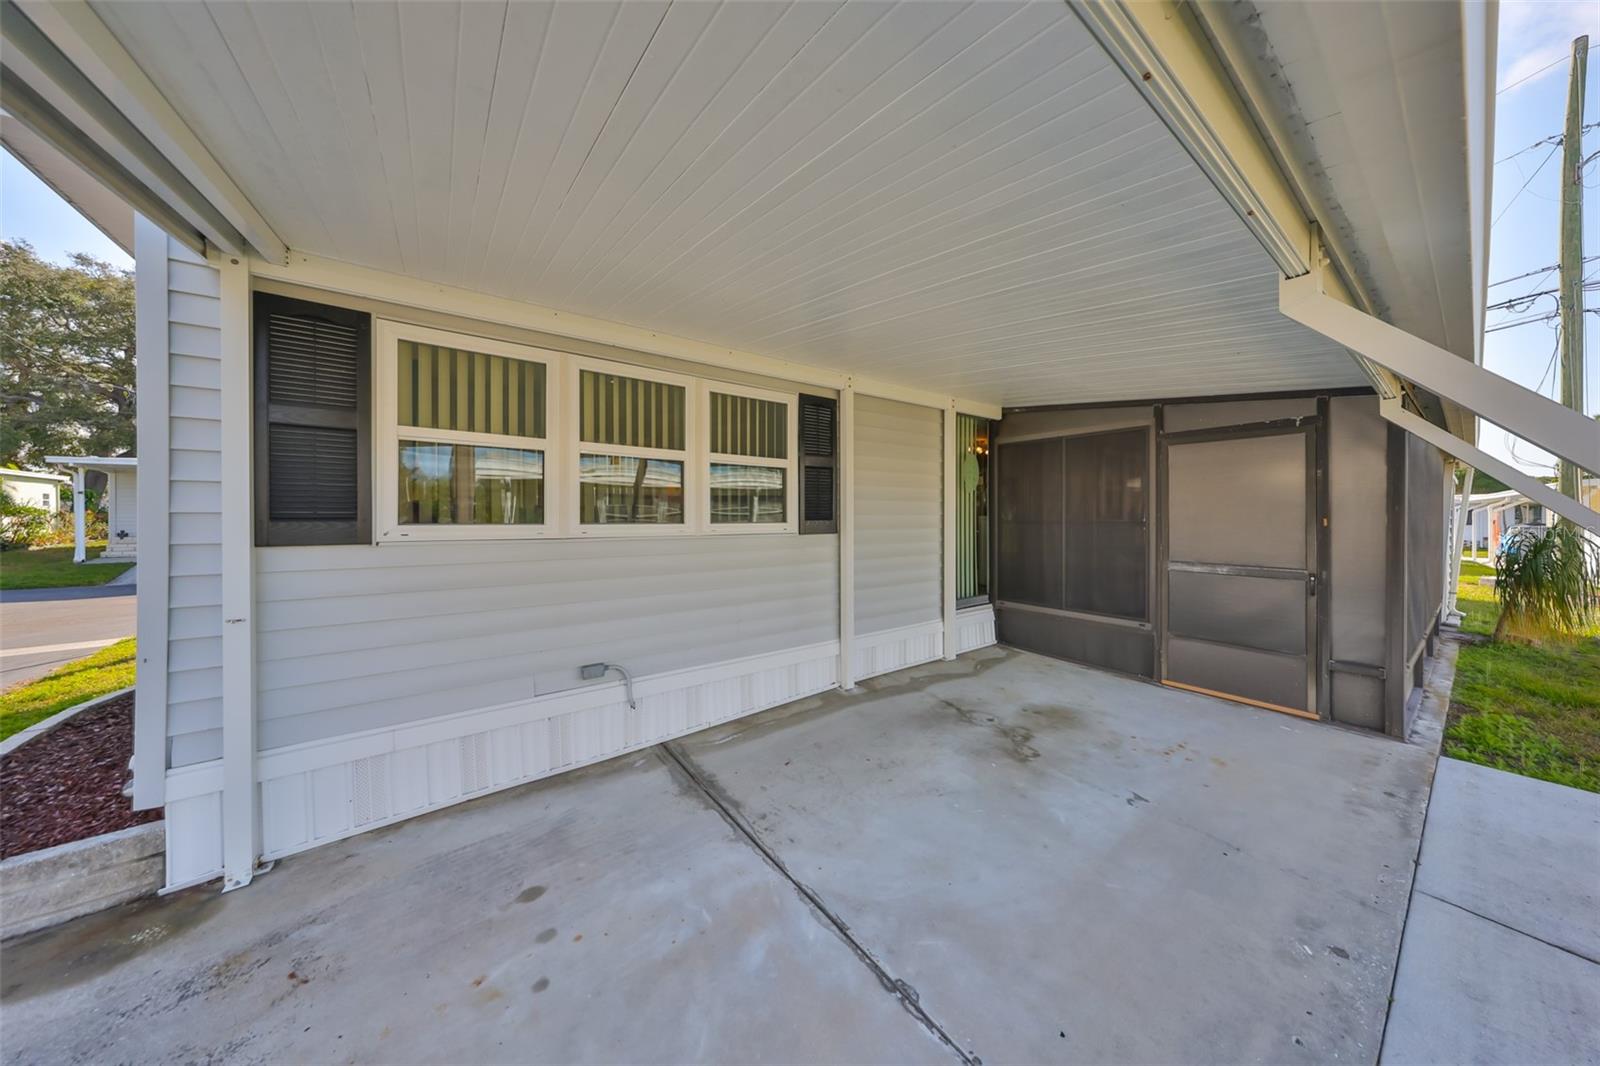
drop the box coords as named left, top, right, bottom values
left=996, top=428, right=1148, bottom=620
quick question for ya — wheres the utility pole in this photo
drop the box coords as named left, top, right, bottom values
left=1558, top=35, right=1588, bottom=503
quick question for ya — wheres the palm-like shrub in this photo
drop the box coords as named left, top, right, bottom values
left=1493, top=523, right=1600, bottom=642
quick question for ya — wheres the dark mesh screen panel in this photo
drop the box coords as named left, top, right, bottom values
left=997, top=437, right=1065, bottom=609
left=1062, top=429, right=1147, bottom=619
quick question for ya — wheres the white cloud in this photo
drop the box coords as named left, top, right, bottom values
left=1498, top=0, right=1600, bottom=93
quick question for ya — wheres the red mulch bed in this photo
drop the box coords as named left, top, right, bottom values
left=0, top=694, right=159, bottom=860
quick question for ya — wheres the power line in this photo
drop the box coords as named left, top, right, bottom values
left=1498, top=41, right=1600, bottom=96
left=1492, top=143, right=1560, bottom=227
left=1496, top=121, right=1600, bottom=165
left=1487, top=280, right=1600, bottom=314
left=1490, top=255, right=1600, bottom=287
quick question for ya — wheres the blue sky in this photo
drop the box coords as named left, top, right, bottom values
left=1, top=151, right=132, bottom=269
left=1483, top=0, right=1599, bottom=472
left=0, top=4, right=1594, bottom=474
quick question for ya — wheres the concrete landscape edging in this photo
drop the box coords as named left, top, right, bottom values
left=0, top=685, right=135, bottom=758
left=0, top=820, right=166, bottom=940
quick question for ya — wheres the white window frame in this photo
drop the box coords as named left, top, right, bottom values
left=568, top=354, right=699, bottom=538
left=701, top=380, right=798, bottom=536
left=374, top=319, right=563, bottom=542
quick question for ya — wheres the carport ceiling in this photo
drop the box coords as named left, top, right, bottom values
left=94, top=0, right=1366, bottom=405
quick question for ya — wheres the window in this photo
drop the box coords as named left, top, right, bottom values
left=576, top=361, right=690, bottom=529
left=370, top=322, right=824, bottom=541
left=377, top=322, right=556, bottom=539
left=704, top=384, right=795, bottom=532
left=254, top=293, right=371, bottom=546
left=956, top=414, right=991, bottom=604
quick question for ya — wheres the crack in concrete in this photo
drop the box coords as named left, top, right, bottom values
left=656, top=742, right=980, bottom=1066
left=1413, top=890, right=1600, bottom=967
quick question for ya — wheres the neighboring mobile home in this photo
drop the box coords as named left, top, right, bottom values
left=44, top=454, right=138, bottom=561
left=0, top=468, right=68, bottom=513
left=7, top=0, right=1597, bottom=893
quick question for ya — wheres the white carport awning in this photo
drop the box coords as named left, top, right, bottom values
left=19, top=0, right=1383, bottom=409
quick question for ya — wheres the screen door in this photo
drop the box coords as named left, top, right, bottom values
left=1161, top=426, right=1318, bottom=718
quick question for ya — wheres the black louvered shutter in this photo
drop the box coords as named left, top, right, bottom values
left=254, top=293, right=371, bottom=546
left=798, top=394, right=837, bottom=534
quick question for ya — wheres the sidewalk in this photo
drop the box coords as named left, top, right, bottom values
left=1381, top=757, right=1600, bottom=1064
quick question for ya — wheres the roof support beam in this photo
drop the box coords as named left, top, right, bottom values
left=4, top=0, right=287, bottom=262
left=1283, top=273, right=1600, bottom=477
left=1380, top=399, right=1599, bottom=536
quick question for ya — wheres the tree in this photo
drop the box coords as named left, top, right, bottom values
left=0, top=240, right=135, bottom=468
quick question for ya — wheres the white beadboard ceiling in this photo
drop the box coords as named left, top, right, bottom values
left=93, top=0, right=1367, bottom=405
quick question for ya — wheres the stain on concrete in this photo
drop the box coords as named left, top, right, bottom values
left=531, top=977, right=550, bottom=994
left=1327, top=946, right=1350, bottom=960
left=938, top=696, right=1041, bottom=763
left=534, top=928, right=558, bottom=944
left=0, top=885, right=222, bottom=1003
left=1126, top=792, right=1150, bottom=806
left=515, top=885, right=547, bottom=904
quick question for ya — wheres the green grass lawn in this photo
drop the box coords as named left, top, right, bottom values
left=0, top=546, right=133, bottom=590
left=1445, top=557, right=1600, bottom=793
left=0, top=638, right=136, bottom=741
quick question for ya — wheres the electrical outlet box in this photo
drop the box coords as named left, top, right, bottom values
left=579, top=663, right=607, bottom=681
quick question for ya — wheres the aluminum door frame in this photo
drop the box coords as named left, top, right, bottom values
left=1155, top=409, right=1330, bottom=719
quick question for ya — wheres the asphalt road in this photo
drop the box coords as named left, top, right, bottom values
left=0, top=585, right=137, bottom=689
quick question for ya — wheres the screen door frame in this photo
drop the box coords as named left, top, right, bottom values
left=1156, top=410, right=1330, bottom=720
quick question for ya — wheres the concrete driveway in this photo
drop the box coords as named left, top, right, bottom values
left=0, top=648, right=1437, bottom=1064
left=0, top=585, right=136, bottom=689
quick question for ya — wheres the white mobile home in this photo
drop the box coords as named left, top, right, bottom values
left=6, top=0, right=1597, bottom=894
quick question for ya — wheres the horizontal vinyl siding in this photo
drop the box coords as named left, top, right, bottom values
left=165, top=238, right=224, bottom=767
left=854, top=395, right=941, bottom=636
left=254, top=534, right=838, bottom=750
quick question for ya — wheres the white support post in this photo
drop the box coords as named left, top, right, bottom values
left=217, top=251, right=257, bottom=891
left=1379, top=399, right=1600, bottom=536
left=942, top=403, right=958, bottom=660
left=838, top=383, right=856, bottom=690
left=1445, top=465, right=1475, bottom=625
left=69, top=466, right=86, bottom=563
left=130, top=214, right=170, bottom=810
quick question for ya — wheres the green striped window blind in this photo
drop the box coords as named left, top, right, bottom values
left=709, top=392, right=787, bottom=459
left=579, top=369, right=686, bottom=451
left=398, top=340, right=546, bottom=439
